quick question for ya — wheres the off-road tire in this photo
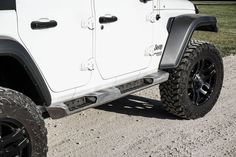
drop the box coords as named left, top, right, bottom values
left=0, top=87, right=48, bottom=157
left=160, top=40, right=224, bottom=119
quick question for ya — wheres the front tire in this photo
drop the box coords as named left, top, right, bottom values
left=0, top=88, right=48, bottom=157
left=160, top=40, right=224, bottom=119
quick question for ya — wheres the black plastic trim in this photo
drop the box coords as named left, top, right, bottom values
left=160, top=14, right=217, bottom=69
left=99, top=16, right=118, bottom=24
left=0, top=39, right=51, bottom=106
left=0, top=0, right=16, bottom=10
left=31, top=20, right=58, bottom=30
left=194, top=4, right=200, bottom=14
left=166, top=17, right=175, bottom=33
left=139, top=0, right=152, bottom=3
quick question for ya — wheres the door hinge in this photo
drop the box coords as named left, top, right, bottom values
left=153, top=0, right=159, bottom=11
left=81, top=58, right=95, bottom=71
left=146, top=12, right=158, bottom=23
left=81, top=17, right=95, bottom=30
left=146, top=0, right=160, bottom=23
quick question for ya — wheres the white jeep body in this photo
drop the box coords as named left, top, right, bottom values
left=0, top=0, right=212, bottom=118
left=0, top=1, right=224, bottom=156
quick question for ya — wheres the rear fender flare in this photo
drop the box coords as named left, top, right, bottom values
left=0, top=39, right=51, bottom=106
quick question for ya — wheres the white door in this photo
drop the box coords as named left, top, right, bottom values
left=16, top=0, right=92, bottom=92
left=95, top=0, right=153, bottom=80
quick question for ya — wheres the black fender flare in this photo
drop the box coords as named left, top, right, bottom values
left=0, top=39, right=51, bottom=106
left=0, top=0, right=16, bottom=10
left=160, top=14, right=218, bottom=69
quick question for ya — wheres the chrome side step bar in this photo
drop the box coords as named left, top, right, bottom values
left=47, top=71, right=169, bottom=119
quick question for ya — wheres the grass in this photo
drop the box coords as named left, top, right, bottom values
left=192, top=5, right=236, bottom=56
left=193, top=1, right=236, bottom=5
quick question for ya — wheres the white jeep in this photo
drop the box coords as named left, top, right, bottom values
left=0, top=0, right=224, bottom=156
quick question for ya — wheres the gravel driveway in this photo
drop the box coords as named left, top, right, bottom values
left=46, top=55, right=236, bottom=157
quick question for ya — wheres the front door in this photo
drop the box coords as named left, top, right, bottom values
left=95, top=0, right=153, bottom=80
left=17, top=0, right=93, bottom=92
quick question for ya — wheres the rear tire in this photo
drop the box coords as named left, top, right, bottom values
left=0, top=87, right=48, bottom=157
left=160, top=40, right=224, bottom=119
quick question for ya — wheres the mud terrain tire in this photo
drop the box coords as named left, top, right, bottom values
left=160, top=40, right=224, bottom=119
left=0, top=88, right=47, bottom=157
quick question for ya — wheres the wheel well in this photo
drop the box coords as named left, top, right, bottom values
left=0, top=56, right=44, bottom=105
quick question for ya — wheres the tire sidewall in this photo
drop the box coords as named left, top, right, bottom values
left=183, top=43, right=224, bottom=118
left=0, top=89, right=47, bottom=157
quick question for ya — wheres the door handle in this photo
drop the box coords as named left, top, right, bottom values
left=31, top=20, right=57, bottom=30
left=140, top=0, right=152, bottom=3
left=99, top=15, right=118, bottom=24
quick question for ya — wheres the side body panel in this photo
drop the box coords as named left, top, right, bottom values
left=0, top=0, right=201, bottom=108
left=0, top=11, right=18, bottom=40
left=0, top=10, right=51, bottom=105
left=16, top=0, right=93, bottom=92
left=139, top=1, right=196, bottom=81
left=95, top=0, right=153, bottom=80
left=55, top=1, right=196, bottom=105
left=160, top=0, right=195, bottom=10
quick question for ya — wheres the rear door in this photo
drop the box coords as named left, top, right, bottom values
left=95, top=0, right=153, bottom=79
left=17, top=0, right=93, bottom=92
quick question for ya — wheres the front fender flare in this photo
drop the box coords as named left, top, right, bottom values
left=160, top=14, right=218, bottom=69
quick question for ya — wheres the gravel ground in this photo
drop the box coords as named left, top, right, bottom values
left=46, top=55, right=236, bottom=157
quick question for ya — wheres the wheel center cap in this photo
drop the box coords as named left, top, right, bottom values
left=193, top=74, right=210, bottom=95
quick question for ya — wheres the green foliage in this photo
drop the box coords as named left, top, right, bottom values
left=193, top=5, right=236, bottom=56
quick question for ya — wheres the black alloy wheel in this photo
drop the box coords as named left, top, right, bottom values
left=188, top=58, right=217, bottom=106
left=0, top=88, right=48, bottom=157
left=160, top=40, right=224, bottom=119
left=0, top=119, right=31, bottom=157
